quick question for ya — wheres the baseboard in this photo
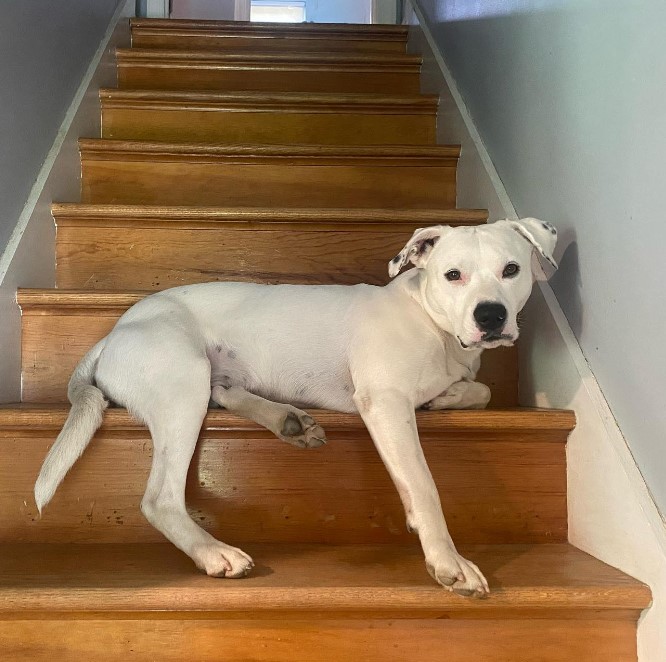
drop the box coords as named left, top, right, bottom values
left=406, top=2, right=665, bottom=659
left=0, top=0, right=134, bottom=402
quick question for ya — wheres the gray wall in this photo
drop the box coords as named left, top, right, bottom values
left=415, top=0, right=666, bottom=512
left=0, top=0, right=121, bottom=253
left=171, top=0, right=235, bottom=19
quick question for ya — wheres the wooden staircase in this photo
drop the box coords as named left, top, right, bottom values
left=0, top=18, right=649, bottom=661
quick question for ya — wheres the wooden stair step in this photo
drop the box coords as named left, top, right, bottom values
left=0, top=405, right=570, bottom=544
left=0, top=542, right=649, bottom=661
left=52, top=204, right=487, bottom=289
left=116, top=49, right=422, bottom=94
left=100, top=89, right=438, bottom=145
left=130, top=18, right=409, bottom=54
left=17, top=289, right=518, bottom=407
left=80, top=140, right=459, bottom=208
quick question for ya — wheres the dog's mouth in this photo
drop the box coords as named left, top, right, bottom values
left=457, top=333, right=515, bottom=350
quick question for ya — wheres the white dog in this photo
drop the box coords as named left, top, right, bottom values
left=35, top=217, right=557, bottom=598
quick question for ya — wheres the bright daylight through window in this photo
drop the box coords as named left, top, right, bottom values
left=250, top=0, right=306, bottom=22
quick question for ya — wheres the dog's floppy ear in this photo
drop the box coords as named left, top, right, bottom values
left=506, top=217, right=558, bottom=269
left=388, top=226, right=445, bottom=278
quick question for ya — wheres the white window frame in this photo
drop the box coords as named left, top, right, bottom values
left=235, top=0, right=251, bottom=21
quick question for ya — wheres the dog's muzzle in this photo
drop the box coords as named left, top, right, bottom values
left=473, top=302, right=507, bottom=334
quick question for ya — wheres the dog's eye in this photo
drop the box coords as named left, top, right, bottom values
left=445, top=269, right=461, bottom=281
left=502, top=262, right=520, bottom=278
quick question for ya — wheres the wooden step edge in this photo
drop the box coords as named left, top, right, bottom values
left=51, top=204, right=488, bottom=229
left=130, top=18, right=409, bottom=39
left=0, top=403, right=575, bottom=433
left=78, top=139, right=461, bottom=164
left=99, top=88, right=438, bottom=114
left=116, top=47, right=421, bottom=67
left=0, top=543, right=650, bottom=615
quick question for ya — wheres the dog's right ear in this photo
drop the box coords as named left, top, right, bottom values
left=388, top=226, right=445, bottom=278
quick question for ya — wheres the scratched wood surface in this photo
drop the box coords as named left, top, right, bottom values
left=79, top=141, right=458, bottom=208
left=117, top=50, right=422, bottom=94
left=0, top=405, right=568, bottom=544
left=100, top=90, right=437, bottom=145
left=0, top=618, right=641, bottom=662
left=130, top=18, right=410, bottom=53
left=53, top=205, right=484, bottom=290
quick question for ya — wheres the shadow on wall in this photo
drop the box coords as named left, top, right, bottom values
left=550, top=236, right=582, bottom=339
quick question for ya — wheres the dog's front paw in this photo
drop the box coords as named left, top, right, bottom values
left=426, top=549, right=489, bottom=598
left=421, top=381, right=491, bottom=411
left=279, top=411, right=327, bottom=449
left=192, top=541, right=254, bottom=578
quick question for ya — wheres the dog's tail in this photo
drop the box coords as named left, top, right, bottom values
left=34, top=338, right=108, bottom=513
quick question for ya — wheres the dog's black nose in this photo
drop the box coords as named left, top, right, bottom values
left=473, top=302, right=507, bottom=333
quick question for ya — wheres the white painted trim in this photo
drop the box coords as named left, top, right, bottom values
left=145, top=0, right=169, bottom=18
left=235, top=0, right=251, bottom=21
left=407, top=1, right=665, bottom=659
left=0, top=0, right=134, bottom=403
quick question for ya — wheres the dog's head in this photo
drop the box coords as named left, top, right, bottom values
left=388, top=218, right=557, bottom=350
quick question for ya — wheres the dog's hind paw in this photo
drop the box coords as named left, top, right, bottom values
left=279, top=412, right=327, bottom=449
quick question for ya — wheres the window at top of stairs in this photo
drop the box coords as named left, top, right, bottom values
left=250, top=0, right=306, bottom=22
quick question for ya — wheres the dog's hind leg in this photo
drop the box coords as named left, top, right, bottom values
left=211, top=385, right=326, bottom=449
left=140, top=362, right=254, bottom=578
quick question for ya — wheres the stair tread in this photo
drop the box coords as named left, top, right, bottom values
left=130, top=18, right=409, bottom=38
left=117, top=48, right=419, bottom=66
left=0, top=404, right=574, bottom=433
left=100, top=88, right=438, bottom=109
left=51, top=204, right=488, bottom=226
left=79, top=139, right=459, bottom=160
left=0, top=542, right=649, bottom=614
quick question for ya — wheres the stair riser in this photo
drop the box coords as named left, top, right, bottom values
left=54, top=225, right=433, bottom=289
left=117, top=64, right=421, bottom=94
left=101, top=106, right=436, bottom=145
left=131, top=33, right=408, bottom=54
left=0, top=619, right=638, bottom=661
left=1, top=430, right=566, bottom=544
left=80, top=160, right=457, bottom=208
left=19, top=307, right=518, bottom=406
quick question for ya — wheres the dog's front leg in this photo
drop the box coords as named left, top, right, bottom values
left=354, top=388, right=489, bottom=597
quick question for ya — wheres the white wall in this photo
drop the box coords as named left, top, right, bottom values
left=0, top=0, right=129, bottom=402
left=407, top=7, right=665, bottom=657
left=414, top=0, right=666, bottom=515
left=0, top=0, right=121, bottom=253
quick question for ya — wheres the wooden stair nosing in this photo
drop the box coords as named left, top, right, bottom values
left=78, top=139, right=461, bottom=165
left=116, top=48, right=421, bottom=69
left=130, top=18, right=410, bottom=40
left=99, top=88, right=438, bottom=114
left=0, top=543, right=650, bottom=615
left=51, top=204, right=488, bottom=229
left=0, top=404, right=576, bottom=434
